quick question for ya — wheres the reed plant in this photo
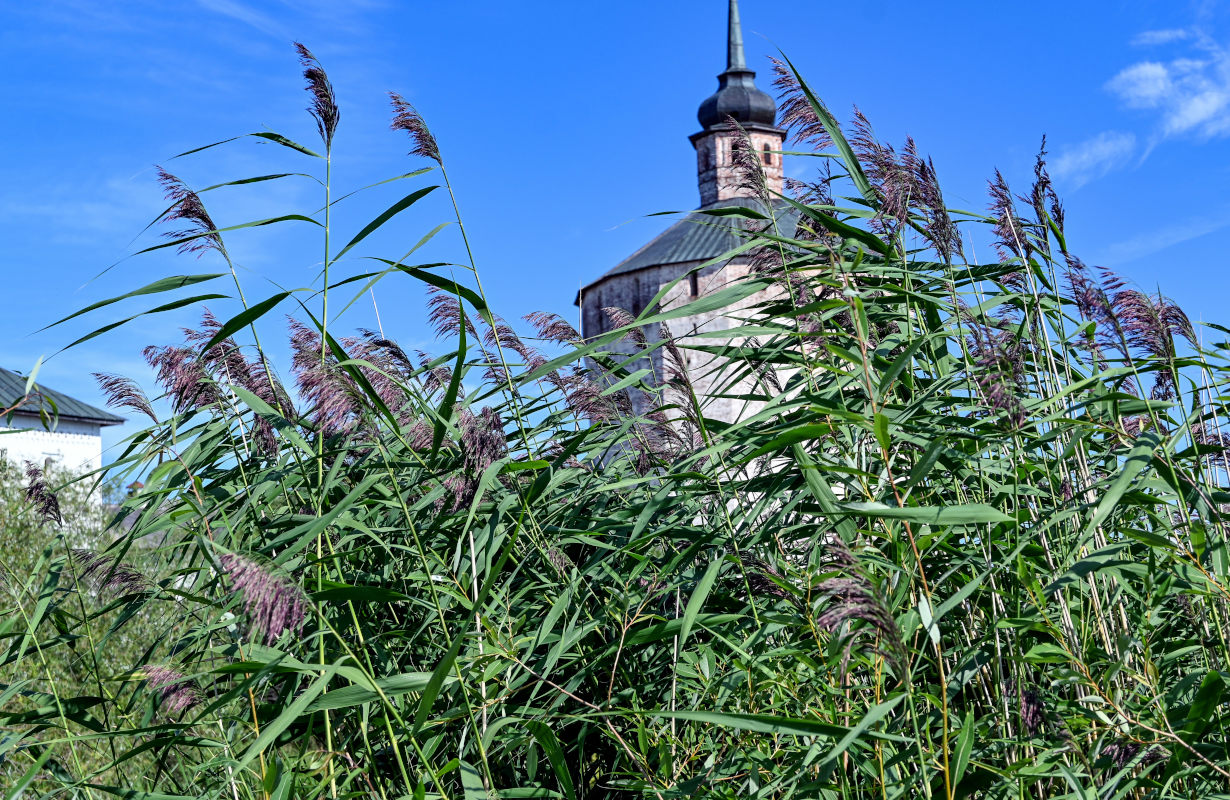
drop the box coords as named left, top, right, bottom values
left=4, top=44, right=1230, bottom=799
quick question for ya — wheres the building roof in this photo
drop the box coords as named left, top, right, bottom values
left=0, top=367, right=125, bottom=426
left=579, top=197, right=799, bottom=299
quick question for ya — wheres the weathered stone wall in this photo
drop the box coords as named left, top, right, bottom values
left=580, top=255, right=779, bottom=425
left=693, top=128, right=784, bottom=207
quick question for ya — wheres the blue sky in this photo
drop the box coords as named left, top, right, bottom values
left=3, top=0, right=1230, bottom=462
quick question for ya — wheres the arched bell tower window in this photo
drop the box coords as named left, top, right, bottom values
left=762, top=143, right=772, bottom=165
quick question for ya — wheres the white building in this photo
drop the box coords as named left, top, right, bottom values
left=0, top=367, right=124, bottom=473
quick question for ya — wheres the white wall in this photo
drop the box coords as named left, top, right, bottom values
left=0, top=413, right=105, bottom=473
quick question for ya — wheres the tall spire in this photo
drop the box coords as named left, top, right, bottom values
left=727, top=0, right=746, bottom=71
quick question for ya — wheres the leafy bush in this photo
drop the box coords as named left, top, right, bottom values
left=6, top=44, right=1230, bottom=799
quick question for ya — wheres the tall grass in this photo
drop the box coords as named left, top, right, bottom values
left=5, top=45, right=1230, bottom=799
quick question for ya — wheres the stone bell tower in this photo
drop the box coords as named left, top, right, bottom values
left=577, top=0, right=794, bottom=424
left=690, top=0, right=785, bottom=207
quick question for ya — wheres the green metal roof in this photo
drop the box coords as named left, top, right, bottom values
left=581, top=197, right=799, bottom=295
left=0, top=367, right=125, bottom=426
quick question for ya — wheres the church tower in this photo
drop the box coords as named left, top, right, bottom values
left=691, top=0, right=785, bottom=206
left=577, top=0, right=793, bottom=424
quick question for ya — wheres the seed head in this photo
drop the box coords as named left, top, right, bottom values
left=24, top=463, right=62, bottom=526
left=144, top=666, right=201, bottom=714
left=219, top=553, right=308, bottom=645
left=295, top=43, right=339, bottom=150
left=389, top=91, right=440, bottom=163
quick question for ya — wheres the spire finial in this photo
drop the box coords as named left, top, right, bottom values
left=727, top=0, right=746, bottom=71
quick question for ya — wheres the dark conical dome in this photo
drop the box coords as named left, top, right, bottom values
left=696, top=0, right=777, bottom=130
left=697, top=69, right=777, bottom=130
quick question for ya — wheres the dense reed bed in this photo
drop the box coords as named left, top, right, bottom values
left=4, top=45, right=1230, bottom=799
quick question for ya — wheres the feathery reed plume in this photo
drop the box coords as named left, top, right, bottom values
left=738, top=554, right=795, bottom=602
left=71, top=549, right=150, bottom=596
left=144, top=666, right=201, bottom=714
left=813, top=540, right=905, bottom=673
left=415, top=350, right=455, bottom=395
left=460, top=406, right=507, bottom=475
left=963, top=310, right=1027, bottom=427
left=743, top=337, right=782, bottom=394
left=483, top=316, right=546, bottom=370
left=1102, top=740, right=1166, bottom=769
left=769, top=57, right=832, bottom=150
left=525, top=311, right=580, bottom=345
left=407, top=419, right=434, bottom=451
left=988, top=170, right=1032, bottom=266
left=93, top=372, right=157, bottom=424
left=219, top=553, right=308, bottom=645
left=1193, top=422, right=1230, bottom=467
left=143, top=344, right=217, bottom=413
left=1028, top=137, right=1054, bottom=256
left=24, top=462, right=61, bottom=526
left=295, top=43, right=339, bottom=150
left=289, top=318, right=358, bottom=437
left=849, top=108, right=914, bottom=234
left=603, top=307, right=649, bottom=350
left=556, top=372, right=616, bottom=424
left=725, top=116, right=772, bottom=207
left=155, top=168, right=222, bottom=257
left=912, top=155, right=962, bottom=263
left=426, top=285, right=477, bottom=339
left=1019, top=688, right=1044, bottom=736
left=389, top=91, right=440, bottom=164
left=1109, top=289, right=1194, bottom=399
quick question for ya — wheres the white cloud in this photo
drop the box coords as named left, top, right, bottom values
left=1100, top=210, right=1230, bottom=264
left=194, top=0, right=288, bottom=39
left=1107, top=34, right=1230, bottom=139
left=1132, top=28, right=1193, bottom=46
left=1051, top=131, right=1136, bottom=189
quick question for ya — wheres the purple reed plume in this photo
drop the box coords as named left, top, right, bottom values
left=460, top=406, right=507, bottom=475
left=24, top=463, right=61, bottom=526
left=484, top=316, right=547, bottom=372
left=94, top=372, right=157, bottom=424
left=295, top=43, right=339, bottom=150
left=912, top=154, right=962, bottom=263
left=155, top=168, right=223, bottom=258
left=849, top=108, right=914, bottom=235
left=738, top=554, right=795, bottom=602
left=143, top=344, right=217, bottom=414
left=768, top=57, right=833, bottom=151
left=144, top=666, right=201, bottom=714
left=1019, top=688, right=1044, bottom=736
left=71, top=549, right=150, bottom=597
left=524, top=311, right=580, bottom=345
left=1193, top=422, right=1230, bottom=467
left=1028, top=138, right=1055, bottom=256
left=814, top=540, right=905, bottom=674
left=289, top=318, right=359, bottom=437
left=603, top=307, right=649, bottom=350
left=415, top=350, right=455, bottom=395
left=988, top=170, right=1032, bottom=266
left=389, top=92, right=440, bottom=164
left=963, top=309, right=1027, bottom=427
left=725, top=117, right=772, bottom=207
left=426, top=286, right=477, bottom=340
left=1102, top=740, right=1166, bottom=769
left=219, top=553, right=308, bottom=645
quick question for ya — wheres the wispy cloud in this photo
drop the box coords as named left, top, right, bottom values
left=194, top=0, right=288, bottom=39
left=1107, top=31, right=1230, bottom=139
left=1099, top=208, right=1230, bottom=265
left=1051, top=131, right=1136, bottom=189
left=1131, top=28, right=1193, bottom=46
